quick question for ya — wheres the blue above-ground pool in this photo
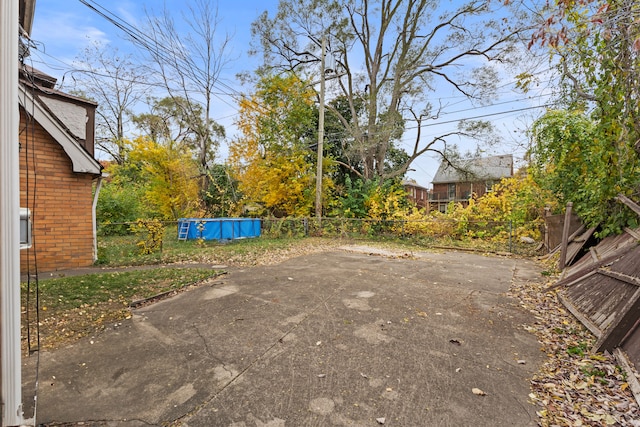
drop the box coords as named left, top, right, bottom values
left=177, top=218, right=261, bottom=241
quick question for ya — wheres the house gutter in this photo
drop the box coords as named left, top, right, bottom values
left=1, top=0, right=26, bottom=424
left=92, top=173, right=107, bottom=263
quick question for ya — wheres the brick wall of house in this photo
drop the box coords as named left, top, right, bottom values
left=19, top=110, right=95, bottom=273
left=404, top=183, right=430, bottom=209
left=431, top=181, right=493, bottom=213
left=432, top=181, right=489, bottom=202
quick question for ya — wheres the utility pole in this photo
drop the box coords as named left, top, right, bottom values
left=1, top=0, right=25, bottom=425
left=315, top=36, right=326, bottom=221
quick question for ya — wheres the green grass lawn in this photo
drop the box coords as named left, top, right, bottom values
left=96, top=228, right=312, bottom=266
left=27, top=268, right=221, bottom=310
left=97, top=224, right=535, bottom=268
left=21, top=267, right=223, bottom=351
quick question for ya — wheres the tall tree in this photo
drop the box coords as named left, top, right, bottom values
left=140, top=0, right=232, bottom=172
left=530, top=0, right=640, bottom=234
left=203, top=163, right=241, bottom=217
left=67, top=43, right=147, bottom=164
left=132, top=96, right=225, bottom=157
left=127, top=136, right=202, bottom=220
left=229, top=73, right=331, bottom=216
left=251, top=0, right=530, bottom=181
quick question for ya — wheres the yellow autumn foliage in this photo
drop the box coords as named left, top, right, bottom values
left=398, top=172, right=556, bottom=242
left=127, top=136, right=202, bottom=220
left=229, top=74, right=334, bottom=217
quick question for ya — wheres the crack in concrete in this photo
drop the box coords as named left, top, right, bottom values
left=191, top=323, right=237, bottom=385
left=173, top=282, right=347, bottom=424
left=220, top=363, right=234, bottom=379
left=192, top=323, right=215, bottom=360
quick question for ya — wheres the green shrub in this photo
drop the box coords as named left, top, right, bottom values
left=97, top=181, right=146, bottom=235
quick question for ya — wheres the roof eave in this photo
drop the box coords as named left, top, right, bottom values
left=19, top=83, right=102, bottom=175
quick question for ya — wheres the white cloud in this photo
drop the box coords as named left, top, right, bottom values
left=32, top=10, right=110, bottom=51
left=116, top=1, right=141, bottom=29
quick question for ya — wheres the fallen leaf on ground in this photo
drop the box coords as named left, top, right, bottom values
left=508, top=276, right=640, bottom=426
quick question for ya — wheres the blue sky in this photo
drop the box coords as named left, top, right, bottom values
left=27, top=0, right=553, bottom=187
left=28, top=1, right=272, bottom=86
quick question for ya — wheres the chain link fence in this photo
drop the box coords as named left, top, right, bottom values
left=98, top=216, right=545, bottom=256
left=261, top=217, right=544, bottom=256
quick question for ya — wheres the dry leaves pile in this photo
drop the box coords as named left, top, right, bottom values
left=22, top=301, right=130, bottom=352
left=509, top=279, right=640, bottom=426
left=234, top=241, right=342, bottom=266
left=183, top=238, right=344, bottom=267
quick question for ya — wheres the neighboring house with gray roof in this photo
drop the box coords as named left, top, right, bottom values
left=430, top=154, right=513, bottom=212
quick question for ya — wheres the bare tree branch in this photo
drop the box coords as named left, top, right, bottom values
left=140, top=0, right=232, bottom=171
left=65, top=43, right=149, bottom=164
left=251, top=0, right=531, bottom=181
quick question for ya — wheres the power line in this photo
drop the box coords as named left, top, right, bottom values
left=322, top=102, right=551, bottom=142
left=74, top=2, right=254, bottom=141
left=404, top=93, right=553, bottom=122
left=78, top=0, right=558, bottom=131
left=417, top=66, right=556, bottom=109
left=410, top=104, right=552, bottom=130
left=79, top=0, right=251, bottom=105
left=41, top=0, right=557, bottom=154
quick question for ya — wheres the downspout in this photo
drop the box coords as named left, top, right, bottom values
left=92, top=173, right=106, bottom=263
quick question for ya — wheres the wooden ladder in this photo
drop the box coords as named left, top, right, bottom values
left=178, top=221, right=190, bottom=241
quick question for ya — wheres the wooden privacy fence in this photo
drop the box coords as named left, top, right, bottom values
left=544, top=208, right=582, bottom=253
left=555, top=195, right=640, bottom=405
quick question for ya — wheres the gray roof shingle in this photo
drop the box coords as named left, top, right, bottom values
left=432, top=154, right=513, bottom=184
